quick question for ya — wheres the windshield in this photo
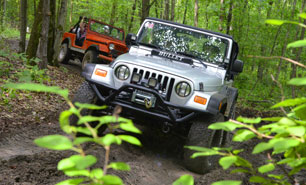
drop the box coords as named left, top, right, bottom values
left=137, top=21, right=229, bottom=64
left=90, top=21, right=124, bottom=41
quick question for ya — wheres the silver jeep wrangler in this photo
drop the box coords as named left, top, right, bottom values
left=73, top=17, right=243, bottom=174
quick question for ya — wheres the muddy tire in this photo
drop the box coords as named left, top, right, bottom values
left=70, top=81, right=106, bottom=135
left=58, top=43, right=71, bottom=64
left=82, top=50, right=98, bottom=70
left=184, top=113, right=225, bottom=174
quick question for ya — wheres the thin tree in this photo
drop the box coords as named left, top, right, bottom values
left=219, top=0, right=225, bottom=31
left=109, top=0, right=118, bottom=25
left=26, top=0, right=43, bottom=61
left=163, top=0, right=170, bottom=20
left=194, top=0, right=198, bottom=27
left=39, top=0, right=50, bottom=69
left=226, top=0, right=233, bottom=34
left=128, top=0, right=137, bottom=32
left=19, top=0, right=27, bottom=53
left=53, top=0, right=68, bottom=66
left=182, top=0, right=188, bottom=24
left=47, top=0, right=56, bottom=65
left=170, top=0, right=175, bottom=21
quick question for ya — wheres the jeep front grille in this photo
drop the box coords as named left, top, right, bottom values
left=131, top=67, right=175, bottom=100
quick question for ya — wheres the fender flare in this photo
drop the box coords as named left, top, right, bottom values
left=207, top=93, right=227, bottom=115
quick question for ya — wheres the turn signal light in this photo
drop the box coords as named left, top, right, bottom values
left=95, top=69, right=107, bottom=77
left=194, top=96, right=207, bottom=105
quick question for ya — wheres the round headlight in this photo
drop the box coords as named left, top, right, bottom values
left=175, top=82, right=191, bottom=97
left=109, top=43, right=115, bottom=50
left=115, top=65, right=130, bottom=80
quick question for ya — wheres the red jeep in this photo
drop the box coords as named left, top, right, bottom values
left=58, top=17, right=129, bottom=69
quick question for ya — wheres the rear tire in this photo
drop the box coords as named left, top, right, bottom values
left=82, top=50, right=98, bottom=70
left=58, top=43, right=71, bottom=64
left=184, top=113, right=225, bottom=174
left=70, top=81, right=106, bottom=136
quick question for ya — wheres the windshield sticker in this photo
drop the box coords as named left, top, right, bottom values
left=145, top=22, right=154, bottom=29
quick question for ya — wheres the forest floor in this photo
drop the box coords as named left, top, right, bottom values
left=0, top=39, right=281, bottom=185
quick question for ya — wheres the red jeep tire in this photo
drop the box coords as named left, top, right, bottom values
left=58, top=43, right=71, bottom=64
left=82, top=50, right=98, bottom=70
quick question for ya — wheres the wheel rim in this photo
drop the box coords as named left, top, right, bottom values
left=58, top=45, right=67, bottom=62
left=82, top=52, right=91, bottom=69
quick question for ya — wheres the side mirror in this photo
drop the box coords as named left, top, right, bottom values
left=125, top=33, right=137, bottom=47
left=232, top=60, right=244, bottom=73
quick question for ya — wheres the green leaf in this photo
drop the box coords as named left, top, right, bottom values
left=59, top=111, right=73, bottom=134
left=211, top=180, right=241, bottom=185
left=73, top=137, right=94, bottom=145
left=58, top=158, right=75, bottom=170
left=235, top=156, right=252, bottom=168
left=90, top=168, right=103, bottom=179
left=76, top=127, right=93, bottom=136
left=249, top=176, right=267, bottom=183
left=253, top=142, right=273, bottom=154
left=271, top=138, right=300, bottom=153
left=288, top=77, right=306, bottom=86
left=262, top=117, right=282, bottom=122
left=278, top=117, right=296, bottom=126
left=108, top=162, right=131, bottom=171
left=265, top=19, right=286, bottom=25
left=172, top=174, right=194, bottom=185
left=277, top=158, right=295, bottom=165
left=267, top=174, right=284, bottom=180
left=101, top=175, right=123, bottom=185
left=231, top=168, right=250, bottom=174
left=258, top=163, right=275, bottom=173
left=77, top=116, right=101, bottom=125
left=287, top=126, right=305, bottom=137
left=119, top=122, right=142, bottom=134
left=118, top=135, right=141, bottom=146
left=237, top=117, right=261, bottom=124
left=185, top=146, right=220, bottom=157
left=70, top=155, right=97, bottom=170
left=293, top=104, right=306, bottom=120
left=74, top=102, right=106, bottom=110
left=233, top=129, right=256, bottom=142
left=219, top=156, right=237, bottom=170
left=34, top=135, right=73, bottom=150
left=99, top=134, right=121, bottom=146
left=208, top=121, right=244, bottom=131
left=287, top=40, right=306, bottom=48
left=64, top=169, right=90, bottom=177
left=56, top=178, right=85, bottom=185
left=299, top=13, right=306, bottom=19
left=272, top=98, right=306, bottom=108
left=3, top=83, right=69, bottom=99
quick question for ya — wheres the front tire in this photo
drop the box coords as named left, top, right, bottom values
left=184, top=113, right=225, bottom=174
left=82, top=50, right=98, bottom=70
left=70, top=81, right=106, bottom=135
left=58, top=43, right=71, bottom=64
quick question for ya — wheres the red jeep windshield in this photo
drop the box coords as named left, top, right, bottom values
left=89, top=21, right=124, bottom=41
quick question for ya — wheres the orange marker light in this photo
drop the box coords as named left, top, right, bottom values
left=95, top=69, right=107, bottom=77
left=219, top=102, right=222, bottom=110
left=194, top=96, right=207, bottom=105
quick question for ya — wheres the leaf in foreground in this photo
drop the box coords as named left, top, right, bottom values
left=108, top=162, right=130, bottom=171
left=4, top=83, right=69, bottom=99
left=211, top=180, right=241, bottom=185
left=56, top=178, right=84, bottom=185
left=219, top=156, right=237, bottom=170
left=34, top=135, right=73, bottom=150
left=172, top=174, right=194, bottom=185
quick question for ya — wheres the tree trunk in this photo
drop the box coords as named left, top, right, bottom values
left=109, top=0, right=117, bottom=25
left=26, top=0, right=43, bottom=61
left=39, top=0, right=50, bottom=69
left=34, top=0, right=36, bottom=16
left=291, top=0, right=306, bottom=98
left=163, top=0, right=169, bottom=20
left=170, top=0, right=175, bottom=21
left=194, top=0, right=198, bottom=27
left=226, top=0, right=233, bottom=34
left=69, top=0, right=73, bottom=24
left=182, top=0, right=188, bottom=24
left=52, top=0, right=68, bottom=66
left=19, top=0, right=27, bottom=53
left=47, top=0, right=56, bottom=65
left=219, top=0, right=225, bottom=31
left=141, top=0, right=150, bottom=24
left=128, top=0, right=137, bottom=32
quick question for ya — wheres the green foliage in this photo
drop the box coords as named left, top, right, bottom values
left=5, top=82, right=142, bottom=185
left=172, top=175, right=194, bottom=185
left=188, top=76, right=306, bottom=185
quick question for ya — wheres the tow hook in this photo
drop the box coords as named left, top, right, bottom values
left=162, top=122, right=172, bottom=134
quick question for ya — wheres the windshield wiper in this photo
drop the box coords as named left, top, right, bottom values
left=177, top=52, right=207, bottom=68
left=138, top=42, right=160, bottom=50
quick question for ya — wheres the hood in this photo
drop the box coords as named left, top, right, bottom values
left=115, top=51, right=225, bottom=91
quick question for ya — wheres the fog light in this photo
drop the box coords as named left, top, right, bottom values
left=148, top=77, right=157, bottom=88
left=109, top=43, right=115, bottom=50
left=132, top=73, right=141, bottom=83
